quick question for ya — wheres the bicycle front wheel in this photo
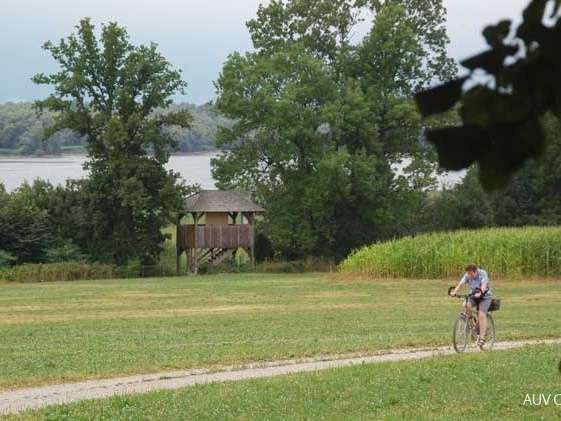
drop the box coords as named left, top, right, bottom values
left=453, top=313, right=469, bottom=353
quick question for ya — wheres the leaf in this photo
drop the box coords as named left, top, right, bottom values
left=522, top=0, right=548, bottom=24
left=414, top=77, right=468, bottom=118
left=482, top=20, right=512, bottom=47
left=460, top=45, right=518, bottom=74
left=516, top=0, right=548, bottom=44
left=428, top=120, right=545, bottom=191
left=478, top=119, right=545, bottom=191
left=425, top=126, right=489, bottom=170
left=460, top=87, right=532, bottom=127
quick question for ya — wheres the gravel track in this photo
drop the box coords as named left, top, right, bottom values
left=1, top=338, right=560, bottom=415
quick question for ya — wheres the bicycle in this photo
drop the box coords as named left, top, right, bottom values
left=448, top=286, right=500, bottom=353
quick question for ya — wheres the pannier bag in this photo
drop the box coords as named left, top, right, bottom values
left=488, top=298, right=501, bottom=312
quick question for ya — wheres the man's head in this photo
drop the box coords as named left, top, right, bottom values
left=465, top=263, right=478, bottom=280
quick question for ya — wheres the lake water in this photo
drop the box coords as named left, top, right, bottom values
left=0, top=152, right=464, bottom=192
left=0, top=152, right=220, bottom=192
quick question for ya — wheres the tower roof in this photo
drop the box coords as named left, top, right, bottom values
left=184, top=190, right=265, bottom=213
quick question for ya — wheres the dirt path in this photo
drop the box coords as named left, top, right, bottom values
left=1, top=338, right=560, bottom=415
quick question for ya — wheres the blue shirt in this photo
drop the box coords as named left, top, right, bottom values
left=460, top=268, right=493, bottom=299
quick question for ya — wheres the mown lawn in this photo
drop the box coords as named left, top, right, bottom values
left=5, top=344, right=560, bottom=420
left=0, top=274, right=559, bottom=391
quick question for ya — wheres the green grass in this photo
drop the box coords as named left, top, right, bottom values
left=0, top=274, right=559, bottom=391
left=340, top=226, right=561, bottom=279
left=5, top=344, right=560, bottom=420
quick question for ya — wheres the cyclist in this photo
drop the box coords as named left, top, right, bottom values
left=450, top=263, right=493, bottom=349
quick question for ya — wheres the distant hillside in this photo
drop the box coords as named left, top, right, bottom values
left=0, top=102, right=231, bottom=156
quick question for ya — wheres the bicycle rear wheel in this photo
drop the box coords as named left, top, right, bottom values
left=453, top=313, right=469, bottom=353
left=478, top=312, right=496, bottom=351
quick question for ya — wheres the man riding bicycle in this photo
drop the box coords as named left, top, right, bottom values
left=450, top=263, right=493, bottom=349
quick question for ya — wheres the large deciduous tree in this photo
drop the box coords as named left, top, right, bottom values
left=214, top=0, right=455, bottom=259
left=33, top=19, right=192, bottom=264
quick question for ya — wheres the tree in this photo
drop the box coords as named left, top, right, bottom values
left=0, top=102, right=228, bottom=156
left=415, top=0, right=561, bottom=191
left=214, top=0, right=456, bottom=259
left=487, top=113, right=561, bottom=225
left=0, top=182, right=57, bottom=264
left=415, top=113, right=561, bottom=232
left=33, top=19, right=192, bottom=264
left=419, top=168, right=495, bottom=232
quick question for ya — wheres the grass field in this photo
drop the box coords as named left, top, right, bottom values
left=0, top=273, right=559, bottom=393
left=5, top=344, right=560, bottom=420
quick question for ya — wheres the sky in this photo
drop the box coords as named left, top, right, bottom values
left=0, top=0, right=531, bottom=104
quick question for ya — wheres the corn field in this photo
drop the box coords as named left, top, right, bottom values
left=339, top=226, right=561, bottom=279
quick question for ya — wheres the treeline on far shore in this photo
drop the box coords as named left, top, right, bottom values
left=0, top=102, right=230, bottom=156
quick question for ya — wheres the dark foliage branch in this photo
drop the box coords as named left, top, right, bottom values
left=415, top=0, right=561, bottom=191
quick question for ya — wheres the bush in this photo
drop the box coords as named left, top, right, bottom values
left=256, top=257, right=336, bottom=273
left=2, top=262, right=118, bottom=282
left=115, top=259, right=142, bottom=278
left=198, top=258, right=253, bottom=275
left=0, top=250, right=15, bottom=268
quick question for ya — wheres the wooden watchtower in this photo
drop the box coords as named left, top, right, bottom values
left=176, top=190, right=265, bottom=274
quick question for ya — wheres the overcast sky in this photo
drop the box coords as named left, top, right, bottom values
left=0, top=0, right=530, bottom=104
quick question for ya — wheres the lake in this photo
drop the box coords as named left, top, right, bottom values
left=0, top=152, right=219, bottom=192
left=0, top=152, right=464, bottom=192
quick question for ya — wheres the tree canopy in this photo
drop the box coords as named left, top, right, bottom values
left=33, top=18, right=193, bottom=264
left=214, top=0, right=456, bottom=259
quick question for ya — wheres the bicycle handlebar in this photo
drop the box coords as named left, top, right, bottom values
left=447, top=286, right=471, bottom=299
